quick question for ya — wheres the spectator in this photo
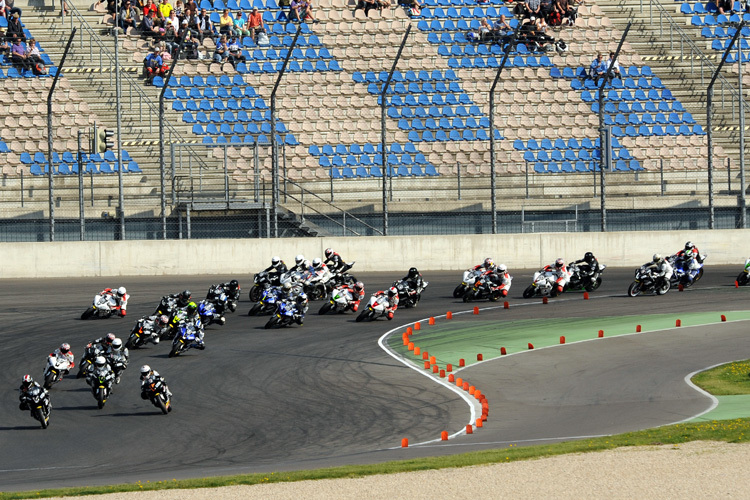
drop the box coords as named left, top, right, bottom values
left=7, top=12, right=24, bottom=40
left=141, top=9, right=164, bottom=36
left=24, top=36, right=41, bottom=63
left=144, top=46, right=165, bottom=83
left=289, top=0, right=318, bottom=22
left=5, top=0, right=21, bottom=17
left=120, top=0, right=137, bottom=31
left=142, top=0, right=157, bottom=18
left=525, top=0, right=540, bottom=19
left=354, top=0, right=379, bottom=17
left=157, top=0, right=173, bottom=23
left=247, top=7, right=264, bottom=42
left=589, top=52, right=605, bottom=82
left=539, top=0, right=553, bottom=20
left=493, top=14, right=512, bottom=44
left=0, top=38, right=10, bottom=56
left=717, top=0, right=733, bottom=14
left=173, top=0, right=184, bottom=20
left=185, top=0, right=197, bottom=16
left=227, top=35, right=246, bottom=66
left=213, top=34, right=229, bottom=63
left=106, top=0, right=117, bottom=14
left=165, top=9, right=180, bottom=33
left=401, top=0, right=420, bottom=16
left=194, top=8, right=213, bottom=41
left=218, top=8, right=233, bottom=35
left=179, top=22, right=199, bottom=57
left=233, top=10, right=250, bottom=37
left=478, top=17, right=493, bottom=42
left=605, top=51, right=621, bottom=80
left=0, top=0, right=7, bottom=18
left=11, top=35, right=30, bottom=69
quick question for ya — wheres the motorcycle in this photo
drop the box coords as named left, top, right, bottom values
left=462, top=275, right=510, bottom=302
left=169, top=323, right=204, bottom=357
left=91, top=374, right=112, bottom=409
left=356, top=294, right=392, bottom=322
left=43, top=355, right=71, bottom=390
left=318, top=285, right=356, bottom=315
left=206, top=286, right=237, bottom=314
left=667, top=254, right=706, bottom=288
left=22, top=386, right=51, bottom=429
left=107, top=353, right=128, bottom=384
left=522, top=270, right=560, bottom=298
left=737, top=258, right=750, bottom=286
left=81, top=292, right=123, bottom=320
left=248, top=286, right=281, bottom=316
left=329, top=262, right=358, bottom=288
left=393, top=279, right=428, bottom=308
left=264, top=299, right=299, bottom=329
left=198, top=299, right=226, bottom=326
left=302, top=270, right=332, bottom=301
left=567, top=263, right=606, bottom=292
left=125, top=318, right=161, bottom=349
left=154, top=295, right=179, bottom=318
left=249, top=271, right=275, bottom=302
left=627, top=265, right=671, bottom=297
left=453, top=268, right=484, bottom=298
left=162, top=307, right=191, bottom=341
left=143, top=379, right=172, bottom=414
left=76, top=343, right=105, bottom=379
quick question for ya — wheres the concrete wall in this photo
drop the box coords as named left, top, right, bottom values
left=0, top=229, right=746, bottom=278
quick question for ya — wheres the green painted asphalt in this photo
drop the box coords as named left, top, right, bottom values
left=689, top=395, right=750, bottom=422
left=392, top=310, right=750, bottom=369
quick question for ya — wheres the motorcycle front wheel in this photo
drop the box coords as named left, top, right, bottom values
left=318, top=303, right=333, bottom=315
left=81, top=307, right=95, bottom=320
left=248, top=303, right=262, bottom=316
left=356, top=309, right=371, bottom=322
left=43, top=372, right=56, bottom=390
left=157, top=398, right=168, bottom=415
left=452, top=284, right=465, bottom=298
left=738, top=272, right=749, bottom=286
left=34, top=408, right=48, bottom=429
left=585, top=277, right=603, bottom=292
left=228, top=302, right=237, bottom=313
left=168, top=344, right=182, bottom=358
left=97, top=390, right=106, bottom=409
left=124, top=335, right=138, bottom=350
left=655, top=280, right=671, bottom=295
left=264, top=316, right=279, bottom=329
left=522, top=286, right=535, bottom=299
left=249, top=286, right=262, bottom=303
left=627, top=282, right=641, bottom=297
left=693, top=268, right=704, bottom=284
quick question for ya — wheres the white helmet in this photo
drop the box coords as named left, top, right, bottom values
left=653, top=253, right=663, bottom=263
left=140, top=365, right=151, bottom=378
left=295, top=254, right=305, bottom=265
left=555, top=258, right=564, bottom=268
left=94, top=356, right=107, bottom=368
left=497, top=264, right=507, bottom=273
left=271, top=256, right=281, bottom=266
left=282, top=282, right=292, bottom=291
left=111, top=338, right=122, bottom=350
left=117, top=286, right=127, bottom=296
left=312, top=257, right=322, bottom=269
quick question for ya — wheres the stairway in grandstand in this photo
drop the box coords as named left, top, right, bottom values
left=1, top=0, right=742, bottom=223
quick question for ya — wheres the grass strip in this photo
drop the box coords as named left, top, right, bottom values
left=3, top=418, right=750, bottom=499
left=692, top=360, right=750, bottom=395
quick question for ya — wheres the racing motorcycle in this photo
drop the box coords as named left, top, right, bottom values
left=522, top=270, right=560, bottom=298
left=737, top=258, right=750, bottom=286
left=81, top=292, right=123, bottom=319
left=302, top=270, right=332, bottom=301
left=462, top=274, right=510, bottom=302
left=567, top=263, right=606, bottom=292
left=143, top=378, right=172, bottom=414
left=168, top=323, right=204, bottom=357
left=318, top=285, right=357, bottom=315
left=627, top=264, right=671, bottom=297
left=453, top=268, right=484, bottom=298
left=248, top=286, right=281, bottom=316
left=392, top=278, right=428, bottom=308
left=22, top=386, right=51, bottom=429
left=91, top=373, right=112, bottom=409
left=356, top=294, right=392, bottom=322
left=206, top=286, right=237, bottom=314
left=667, top=254, right=706, bottom=288
left=329, top=262, right=358, bottom=288
left=76, top=343, right=105, bottom=379
left=43, top=355, right=72, bottom=390
left=264, top=299, right=299, bottom=329
left=249, top=271, right=275, bottom=302
left=154, top=295, right=179, bottom=318
left=198, top=299, right=226, bottom=326
left=125, top=317, right=162, bottom=349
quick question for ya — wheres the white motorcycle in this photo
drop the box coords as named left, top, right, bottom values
left=356, top=294, right=391, bottom=322
left=318, top=285, right=356, bottom=315
left=453, top=268, right=484, bottom=298
left=43, top=354, right=72, bottom=390
left=81, top=293, right=123, bottom=320
left=522, top=270, right=561, bottom=298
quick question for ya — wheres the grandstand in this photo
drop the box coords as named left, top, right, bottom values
left=0, top=0, right=747, bottom=238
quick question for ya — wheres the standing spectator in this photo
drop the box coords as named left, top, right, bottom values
left=120, top=0, right=137, bottom=31
left=144, top=46, right=165, bottom=83
left=173, top=0, right=184, bottom=20
left=605, top=51, right=621, bottom=80
left=184, top=0, right=197, bottom=17
left=589, top=52, right=605, bottom=82
left=213, top=34, right=229, bottom=63
left=247, top=7, right=264, bottom=42
left=233, top=10, right=250, bottom=38
left=218, top=8, right=233, bottom=35
left=7, top=12, right=24, bottom=40
left=10, top=35, right=30, bottom=69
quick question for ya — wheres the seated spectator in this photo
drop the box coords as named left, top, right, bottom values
left=184, top=0, right=196, bottom=17
left=193, top=8, right=212, bottom=42
left=354, top=0, right=379, bottom=17
left=0, top=38, right=10, bottom=55
left=233, top=10, right=250, bottom=38
left=589, top=52, right=605, bottom=82
left=218, top=8, right=233, bottom=35
left=539, top=0, right=552, bottom=20
left=179, top=22, right=199, bottom=58
left=717, top=0, right=733, bottom=14
left=106, top=0, right=117, bottom=14
left=289, top=0, right=318, bottom=23
left=120, top=0, right=137, bottom=31
left=7, top=12, right=24, bottom=40
left=157, top=0, right=173, bottom=23
left=10, top=36, right=30, bottom=69
left=247, top=7, right=264, bottom=42
left=24, top=36, right=41, bottom=64
left=141, top=9, right=165, bottom=37
left=142, top=0, right=157, bottom=18
left=165, top=10, right=180, bottom=33
left=5, top=0, right=21, bottom=17
left=143, top=46, right=165, bottom=83
left=493, top=15, right=512, bottom=44
left=478, top=17, right=493, bottom=42
left=213, top=34, right=229, bottom=63
left=0, top=0, right=7, bottom=17
left=227, top=35, right=246, bottom=66
left=605, top=51, right=621, bottom=80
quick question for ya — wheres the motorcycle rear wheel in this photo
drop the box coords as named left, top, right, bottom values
left=452, top=284, right=465, bottom=298
left=81, top=308, right=95, bottom=320
left=34, top=408, right=48, bottom=429
left=627, top=282, right=641, bottom=297
left=522, top=286, right=535, bottom=299
left=318, top=303, right=333, bottom=315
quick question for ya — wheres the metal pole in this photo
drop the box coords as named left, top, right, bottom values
left=598, top=22, right=631, bottom=232
left=254, top=138, right=260, bottom=202
left=223, top=145, right=229, bottom=206
left=46, top=28, right=77, bottom=242
left=707, top=21, right=743, bottom=229
left=114, top=18, right=125, bottom=240
left=159, top=28, right=188, bottom=239
left=271, top=25, right=302, bottom=238
left=457, top=163, right=461, bottom=200
left=78, top=131, right=85, bottom=240
left=380, top=24, right=412, bottom=236
left=488, top=26, right=520, bottom=234
left=740, top=39, right=747, bottom=228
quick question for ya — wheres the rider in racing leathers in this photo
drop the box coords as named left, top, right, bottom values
left=140, top=365, right=173, bottom=403
left=290, top=254, right=311, bottom=275
left=19, top=375, right=51, bottom=414
left=49, top=343, right=75, bottom=375
left=324, top=248, right=347, bottom=274
left=85, top=356, right=115, bottom=393
left=401, top=267, right=426, bottom=292
left=105, top=338, right=129, bottom=384
left=673, top=241, right=705, bottom=283
left=262, top=257, right=288, bottom=286
left=646, top=253, right=674, bottom=289
left=279, top=282, right=309, bottom=325
left=133, top=314, right=170, bottom=345
left=173, top=301, right=205, bottom=349
left=542, top=258, right=571, bottom=294
left=206, top=279, right=241, bottom=312
left=472, top=257, right=496, bottom=273
left=571, top=252, right=603, bottom=275
left=483, top=264, right=512, bottom=297
left=345, top=281, right=365, bottom=312
left=373, top=287, right=400, bottom=320
left=99, top=286, right=129, bottom=316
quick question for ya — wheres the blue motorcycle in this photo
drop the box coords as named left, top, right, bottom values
left=667, top=254, right=706, bottom=288
left=198, top=299, right=225, bottom=326
left=168, top=322, right=204, bottom=357
left=248, top=286, right=281, bottom=316
left=264, top=299, right=298, bottom=329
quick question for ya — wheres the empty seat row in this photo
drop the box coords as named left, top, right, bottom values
left=309, top=142, right=421, bottom=156
left=20, top=150, right=134, bottom=164
left=530, top=159, right=643, bottom=173
left=578, top=88, right=676, bottom=102
left=552, top=65, right=655, bottom=79
left=445, top=56, right=550, bottom=69
left=591, top=100, right=686, bottom=114
left=423, top=0, right=509, bottom=7
left=182, top=110, right=276, bottom=124
left=689, top=12, right=750, bottom=25
left=680, top=1, right=742, bottom=15
left=514, top=137, right=605, bottom=151
left=609, top=124, right=705, bottom=137
left=237, top=59, right=343, bottom=74
left=597, top=112, right=696, bottom=126
left=700, top=24, right=750, bottom=38
left=387, top=105, right=484, bottom=119
left=571, top=76, right=666, bottom=91
left=191, top=121, right=290, bottom=135
left=166, top=86, right=259, bottom=100
left=328, top=164, right=439, bottom=179
left=397, top=116, right=491, bottom=130
left=382, top=92, right=474, bottom=107
left=366, top=80, right=465, bottom=95
left=418, top=13, right=517, bottom=31
left=406, top=129, right=503, bottom=142
left=321, top=152, right=433, bottom=168
left=353, top=69, right=460, bottom=84
left=200, top=133, right=299, bottom=145
left=436, top=44, right=554, bottom=66
left=173, top=98, right=269, bottom=112
left=523, top=147, right=634, bottom=163
left=0, top=67, right=58, bottom=79
left=28, top=161, right=142, bottom=175
left=418, top=6, right=514, bottom=19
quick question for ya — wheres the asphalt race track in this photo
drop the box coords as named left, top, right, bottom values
left=2, top=265, right=750, bottom=492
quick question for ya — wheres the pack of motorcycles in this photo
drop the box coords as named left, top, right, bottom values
left=21, top=253, right=716, bottom=429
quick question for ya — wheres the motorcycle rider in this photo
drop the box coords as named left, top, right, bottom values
left=140, top=365, right=172, bottom=408
left=279, top=282, right=308, bottom=325
left=85, top=356, right=115, bottom=394
left=647, top=253, right=674, bottom=289
left=402, top=267, right=426, bottom=291
left=262, top=257, right=288, bottom=285
left=19, top=375, right=51, bottom=414
left=49, top=343, right=75, bottom=375
left=542, top=258, right=570, bottom=294
left=483, top=264, right=512, bottom=298
left=673, top=241, right=705, bottom=283
left=99, top=286, right=129, bottom=317
left=155, top=289, right=192, bottom=316
left=290, top=254, right=311, bottom=274
left=175, top=301, right=205, bottom=349
left=570, top=252, right=603, bottom=284
left=373, top=286, right=400, bottom=320
left=133, top=314, right=169, bottom=345
left=77, top=333, right=115, bottom=378
left=323, top=248, right=347, bottom=274
left=345, top=281, right=366, bottom=312
left=105, top=338, right=129, bottom=384
left=472, top=257, right=495, bottom=273
left=206, top=279, right=240, bottom=312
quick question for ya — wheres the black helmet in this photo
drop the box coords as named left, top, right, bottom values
left=186, top=301, right=198, bottom=315
left=229, top=279, right=239, bottom=290
left=684, top=241, right=695, bottom=251
left=180, top=290, right=192, bottom=301
left=584, top=252, right=595, bottom=264
left=408, top=267, right=419, bottom=278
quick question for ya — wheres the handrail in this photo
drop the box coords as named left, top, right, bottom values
left=646, top=0, right=748, bottom=110
left=64, top=3, right=210, bottom=171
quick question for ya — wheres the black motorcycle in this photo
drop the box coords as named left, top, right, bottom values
left=462, top=275, right=504, bottom=302
left=76, top=343, right=105, bottom=379
left=90, top=374, right=112, bottom=409
left=392, top=279, right=427, bottom=308
left=143, top=379, right=172, bottom=414
left=22, top=387, right=51, bottom=429
left=249, top=272, right=275, bottom=302
left=628, top=265, right=671, bottom=297
left=567, top=263, right=606, bottom=292
left=126, top=318, right=161, bottom=349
